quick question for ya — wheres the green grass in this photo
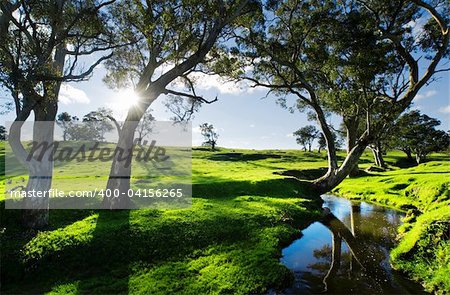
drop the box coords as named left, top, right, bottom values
left=1, top=143, right=449, bottom=294
left=1, top=145, right=323, bottom=294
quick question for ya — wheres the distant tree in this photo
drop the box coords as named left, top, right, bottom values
left=294, top=125, right=319, bottom=152
left=83, top=108, right=115, bottom=141
left=0, top=95, right=12, bottom=115
left=318, top=133, right=327, bottom=154
left=414, top=130, right=449, bottom=164
left=66, top=123, right=101, bottom=141
left=135, top=110, right=155, bottom=142
left=390, top=111, right=450, bottom=164
left=318, top=130, right=341, bottom=154
left=56, top=112, right=79, bottom=141
left=0, top=125, right=6, bottom=140
left=200, top=123, right=219, bottom=150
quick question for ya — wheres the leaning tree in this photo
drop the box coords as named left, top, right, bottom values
left=0, top=0, right=118, bottom=228
left=101, top=0, right=261, bottom=208
left=227, top=0, right=449, bottom=193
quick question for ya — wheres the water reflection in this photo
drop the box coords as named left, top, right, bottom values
left=280, top=195, right=425, bottom=294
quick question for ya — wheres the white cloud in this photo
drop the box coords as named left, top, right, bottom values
left=439, top=105, right=450, bottom=114
left=191, top=73, right=250, bottom=95
left=286, top=133, right=294, bottom=138
left=59, top=84, right=90, bottom=105
left=415, top=90, right=437, bottom=101
left=249, top=124, right=255, bottom=128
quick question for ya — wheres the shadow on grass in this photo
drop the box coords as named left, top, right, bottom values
left=273, top=168, right=328, bottom=180
left=1, top=155, right=324, bottom=294
left=207, top=152, right=284, bottom=162
left=193, top=177, right=319, bottom=201
left=0, top=207, right=131, bottom=294
left=1, top=175, right=322, bottom=294
left=394, top=158, right=418, bottom=168
left=2, top=200, right=319, bottom=294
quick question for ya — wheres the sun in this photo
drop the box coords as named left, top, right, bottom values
left=116, top=88, right=140, bottom=109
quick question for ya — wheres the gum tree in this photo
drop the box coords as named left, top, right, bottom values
left=231, top=0, right=449, bottom=193
left=293, top=125, right=319, bottom=152
left=102, top=0, right=260, bottom=207
left=56, top=112, right=79, bottom=141
left=0, top=0, right=117, bottom=228
left=200, top=123, right=219, bottom=150
left=135, top=110, right=155, bottom=142
left=389, top=110, right=450, bottom=164
left=0, top=125, right=6, bottom=140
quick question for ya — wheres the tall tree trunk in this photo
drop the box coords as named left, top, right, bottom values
left=313, top=103, right=338, bottom=176
left=415, top=152, right=426, bottom=165
left=22, top=101, right=58, bottom=228
left=372, top=148, right=379, bottom=166
left=103, top=120, right=138, bottom=209
left=104, top=96, right=157, bottom=208
left=309, top=102, right=359, bottom=193
left=402, top=147, right=413, bottom=162
left=370, top=141, right=386, bottom=168
left=21, top=43, right=65, bottom=226
left=344, top=117, right=360, bottom=177
left=373, top=148, right=385, bottom=167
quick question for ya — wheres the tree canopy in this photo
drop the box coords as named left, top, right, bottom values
left=389, top=110, right=449, bottom=164
left=222, top=0, right=449, bottom=192
left=294, top=125, right=319, bottom=152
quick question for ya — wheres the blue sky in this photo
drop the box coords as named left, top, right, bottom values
left=1, top=62, right=449, bottom=150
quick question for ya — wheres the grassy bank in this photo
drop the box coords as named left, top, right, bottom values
left=335, top=152, right=450, bottom=293
left=1, top=144, right=449, bottom=293
left=1, top=147, right=323, bottom=294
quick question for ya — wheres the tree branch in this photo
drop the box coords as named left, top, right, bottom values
left=32, top=53, right=113, bottom=82
left=163, top=89, right=218, bottom=104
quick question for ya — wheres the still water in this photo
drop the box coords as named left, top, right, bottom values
left=280, top=195, right=425, bottom=294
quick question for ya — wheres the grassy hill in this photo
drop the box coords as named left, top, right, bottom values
left=1, top=143, right=449, bottom=294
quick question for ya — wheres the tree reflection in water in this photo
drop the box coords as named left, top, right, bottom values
left=280, top=196, right=426, bottom=294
